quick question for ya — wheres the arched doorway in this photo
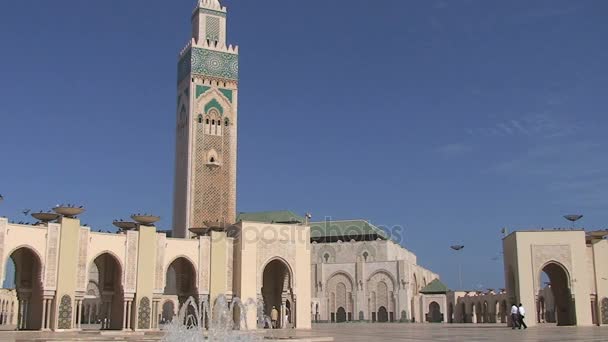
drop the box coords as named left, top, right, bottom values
left=164, top=257, right=197, bottom=327
left=161, top=300, right=175, bottom=325
left=5, top=247, right=43, bottom=330
left=82, top=253, right=124, bottom=330
left=427, top=302, right=442, bottom=323
left=541, top=262, right=575, bottom=326
left=336, top=307, right=346, bottom=323
left=377, top=306, right=388, bottom=322
left=164, top=258, right=197, bottom=304
left=261, top=259, right=293, bottom=329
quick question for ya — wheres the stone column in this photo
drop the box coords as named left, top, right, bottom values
left=123, top=301, right=128, bottom=329
left=126, top=301, right=132, bottom=330
left=46, top=299, right=52, bottom=330
left=41, top=299, right=47, bottom=330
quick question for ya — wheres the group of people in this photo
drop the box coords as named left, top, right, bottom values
left=510, top=303, right=528, bottom=329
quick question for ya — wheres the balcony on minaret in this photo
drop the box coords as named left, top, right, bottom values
left=205, top=153, right=222, bottom=168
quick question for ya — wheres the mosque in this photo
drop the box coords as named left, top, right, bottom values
left=3, top=0, right=605, bottom=334
left=0, top=0, right=443, bottom=332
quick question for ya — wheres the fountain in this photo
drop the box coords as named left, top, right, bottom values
left=162, top=295, right=275, bottom=342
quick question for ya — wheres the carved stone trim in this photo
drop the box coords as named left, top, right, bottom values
left=531, top=244, right=572, bottom=292
left=125, top=231, right=139, bottom=292
left=155, top=234, right=166, bottom=292
left=44, top=224, right=60, bottom=289
left=76, top=228, right=89, bottom=291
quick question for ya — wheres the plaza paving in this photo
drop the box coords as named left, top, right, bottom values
left=0, top=323, right=607, bottom=341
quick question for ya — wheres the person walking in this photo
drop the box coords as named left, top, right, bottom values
left=518, top=303, right=527, bottom=329
left=271, top=306, right=279, bottom=328
left=510, top=303, right=519, bottom=329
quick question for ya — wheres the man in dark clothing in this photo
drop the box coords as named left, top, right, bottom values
left=518, top=303, right=528, bottom=329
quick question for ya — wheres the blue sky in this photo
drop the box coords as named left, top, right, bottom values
left=0, top=0, right=607, bottom=290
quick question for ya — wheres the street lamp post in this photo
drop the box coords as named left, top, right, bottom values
left=451, top=245, right=465, bottom=289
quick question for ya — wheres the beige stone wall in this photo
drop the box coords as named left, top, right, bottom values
left=503, top=231, right=594, bottom=327
left=234, top=221, right=311, bottom=329
left=591, top=240, right=608, bottom=325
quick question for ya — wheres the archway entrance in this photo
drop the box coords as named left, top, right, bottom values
left=541, top=262, right=575, bottom=326
left=4, top=247, right=43, bottom=330
left=161, top=300, right=175, bottom=325
left=82, top=253, right=124, bottom=330
left=336, top=307, right=346, bottom=323
left=427, top=302, right=442, bottom=323
left=164, top=258, right=197, bottom=327
left=261, top=259, right=293, bottom=329
left=377, top=306, right=388, bottom=322
left=164, top=258, right=197, bottom=304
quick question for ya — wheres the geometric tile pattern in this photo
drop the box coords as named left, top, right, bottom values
left=178, top=48, right=239, bottom=84
left=206, top=16, right=220, bottom=42
left=138, top=297, right=151, bottom=329
left=219, top=88, right=233, bottom=102
left=602, top=297, right=608, bottom=325
left=205, top=98, right=224, bottom=115
left=192, top=48, right=239, bottom=81
left=190, top=101, right=236, bottom=227
left=58, top=295, right=72, bottom=329
left=199, top=8, right=226, bottom=18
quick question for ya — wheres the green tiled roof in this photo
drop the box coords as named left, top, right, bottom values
left=309, top=220, right=389, bottom=240
left=420, top=279, right=449, bottom=294
left=237, top=210, right=303, bottom=224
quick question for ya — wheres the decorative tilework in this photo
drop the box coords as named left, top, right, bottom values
left=205, top=98, right=224, bottom=115
left=178, top=48, right=238, bottom=84
left=206, top=16, right=220, bottom=41
left=192, top=47, right=238, bottom=81
left=219, top=88, right=233, bottom=103
left=58, top=295, right=72, bottom=329
left=601, top=298, right=608, bottom=324
left=196, top=85, right=211, bottom=98
left=138, top=297, right=151, bottom=329
left=198, top=8, right=226, bottom=18
left=177, top=49, right=192, bottom=84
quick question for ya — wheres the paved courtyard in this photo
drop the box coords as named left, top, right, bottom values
left=0, top=324, right=607, bottom=341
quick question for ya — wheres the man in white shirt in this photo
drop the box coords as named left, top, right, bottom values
left=510, top=304, right=519, bottom=329
left=518, top=303, right=527, bottom=329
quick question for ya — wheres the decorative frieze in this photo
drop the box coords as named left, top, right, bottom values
left=44, top=224, right=60, bottom=289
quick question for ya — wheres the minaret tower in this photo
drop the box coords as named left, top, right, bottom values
left=173, top=0, right=239, bottom=238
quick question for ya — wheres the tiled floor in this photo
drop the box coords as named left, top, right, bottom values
left=0, top=323, right=607, bottom=341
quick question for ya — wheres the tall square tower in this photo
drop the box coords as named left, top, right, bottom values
left=173, top=0, right=238, bottom=238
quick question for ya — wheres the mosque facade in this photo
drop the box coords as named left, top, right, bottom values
left=0, top=0, right=446, bottom=332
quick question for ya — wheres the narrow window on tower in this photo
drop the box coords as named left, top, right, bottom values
left=197, top=114, right=203, bottom=124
